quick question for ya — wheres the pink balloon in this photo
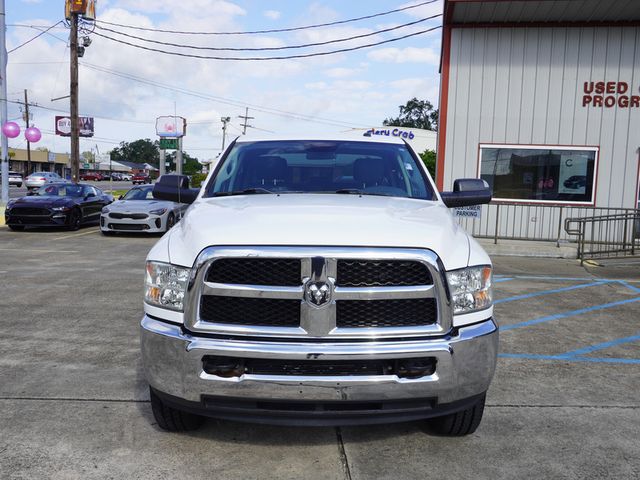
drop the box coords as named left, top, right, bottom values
left=2, top=122, right=20, bottom=138
left=25, top=127, right=42, bottom=143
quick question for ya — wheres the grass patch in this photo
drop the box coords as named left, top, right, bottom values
left=105, top=189, right=128, bottom=198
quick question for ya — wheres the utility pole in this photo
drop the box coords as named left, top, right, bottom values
left=0, top=0, right=9, bottom=205
left=176, top=138, right=183, bottom=175
left=238, top=107, right=254, bottom=135
left=69, top=11, right=80, bottom=183
left=23, top=89, right=32, bottom=174
left=221, top=116, right=231, bottom=151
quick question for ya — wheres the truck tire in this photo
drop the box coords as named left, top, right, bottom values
left=425, top=394, right=486, bottom=436
left=149, top=388, right=204, bottom=432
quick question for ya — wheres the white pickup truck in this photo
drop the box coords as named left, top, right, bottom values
left=142, top=135, right=498, bottom=435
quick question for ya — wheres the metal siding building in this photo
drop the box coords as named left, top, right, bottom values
left=438, top=0, right=640, bottom=216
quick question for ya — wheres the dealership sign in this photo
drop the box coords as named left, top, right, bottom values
left=55, top=116, right=95, bottom=137
left=582, top=81, right=640, bottom=108
left=156, top=116, right=186, bottom=138
left=364, top=127, right=416, bottom=140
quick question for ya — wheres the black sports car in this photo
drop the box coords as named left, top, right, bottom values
left=5, top=183, right=113, bottom=231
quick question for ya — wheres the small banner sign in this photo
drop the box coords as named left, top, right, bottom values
left=55, top=116, right=94, bottom=137
left=159, top=138, right=179, bottom=150
left=454, top=205, right=482, bottom=219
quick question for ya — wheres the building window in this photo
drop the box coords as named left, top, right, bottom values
left=479, top=145, right=598, bottom=205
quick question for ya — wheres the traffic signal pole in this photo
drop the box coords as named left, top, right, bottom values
left=70, top=12, right=80, bottom=183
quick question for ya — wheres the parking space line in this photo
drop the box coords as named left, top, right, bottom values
left=561, top=334, right=640, bottom=357
left=501, top=296, right=640, bottom=331
left=498, top=353, right=640, bottom=365
left=494, top=280, right=610, bottom=304
left=494, top=277, right=514, bottom=283
left=618, top=280, right=640, bottom=294
left=52, top=228, right=100, bottom=241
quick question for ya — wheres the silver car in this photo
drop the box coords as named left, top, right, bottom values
left=25, top=171, right=63, bottom=190
left=100, top=185, right=187, bottom=235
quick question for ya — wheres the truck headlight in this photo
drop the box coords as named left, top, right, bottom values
left=446, top=266, right=492, bottom=314
left=145, top=261, right=191, bottom=311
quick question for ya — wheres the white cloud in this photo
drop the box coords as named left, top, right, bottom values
left=325, top=67, right=359, bottom=78
left=368, top=47, right=440, bottom=65
left=263, top=10, right=281, bottom=20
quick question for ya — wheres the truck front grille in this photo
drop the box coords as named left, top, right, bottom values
left=188, top=247, right=449, bottom=339
left=336, top=298, right=437, bottom=328
left=200, top=296, right=300, bottom=327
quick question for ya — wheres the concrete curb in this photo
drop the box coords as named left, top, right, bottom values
left=477, top=238, right=578, bottom=259
left=0, top=206, right=5, bottom=226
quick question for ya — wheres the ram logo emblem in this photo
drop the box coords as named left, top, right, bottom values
left=305, top=281, right=332, bottom=308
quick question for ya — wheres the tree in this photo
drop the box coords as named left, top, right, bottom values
left=383, top=98, right=438, bottom=131
left=81, top=151, right=95, bottom=163
left=419, top=149, right=436, bottom=178
left=110, top=138, right=160, bottom=166
left=165, top=150, right=202, bottom=175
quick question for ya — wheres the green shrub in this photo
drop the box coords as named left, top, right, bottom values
left=190, top=173, right=208, bottom=188
left=419, top=149, right=436, bottom=178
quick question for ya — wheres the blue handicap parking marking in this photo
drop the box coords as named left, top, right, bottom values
left=495, top=275, right=640, bottom=365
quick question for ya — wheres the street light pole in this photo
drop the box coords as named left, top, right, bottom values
left=0, top=0, right=9, bottom=205
left=69, top=12, right=80, bottom=183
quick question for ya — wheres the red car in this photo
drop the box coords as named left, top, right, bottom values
left=132, top=173, right=152, bottom=185
left=80, top=172, right=103, bottom=181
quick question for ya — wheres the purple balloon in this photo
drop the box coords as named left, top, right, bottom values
left=25, top=127, right=42, bottom=143
left=2, top=122, right=20, bottom=138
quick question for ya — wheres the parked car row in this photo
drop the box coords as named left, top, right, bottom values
left=4, top=177, right=188, bottom=235
left=79, top=172, right=135, bottom=181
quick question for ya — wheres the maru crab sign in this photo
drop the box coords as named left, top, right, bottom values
left=582, top=81, right=640, bottom=108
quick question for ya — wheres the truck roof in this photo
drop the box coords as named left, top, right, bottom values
left=233, top=132, right=407, bottom=145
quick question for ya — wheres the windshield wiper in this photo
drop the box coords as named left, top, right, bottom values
left=334, top=189, right=391, bottom=197
left=213, top=188, right=274, bottom=197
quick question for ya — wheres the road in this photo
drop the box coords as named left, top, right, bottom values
left=0, top=228, right=638, bottom=479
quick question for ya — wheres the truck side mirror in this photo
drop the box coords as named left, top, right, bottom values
left=440, top=178, right=492, bottom=208
left=153, top=174, right=199, bottom=204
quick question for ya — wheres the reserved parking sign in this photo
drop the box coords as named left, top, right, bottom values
left=454, top=205, right=482, bottom=219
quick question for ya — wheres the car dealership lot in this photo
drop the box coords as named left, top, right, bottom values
left=0, top=228, right=638, bottom=479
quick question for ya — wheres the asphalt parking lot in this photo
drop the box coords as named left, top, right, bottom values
left=0, top=226, right=638, bottom=479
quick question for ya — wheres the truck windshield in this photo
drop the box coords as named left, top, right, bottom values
left=205, top=140, right=435, bottom=200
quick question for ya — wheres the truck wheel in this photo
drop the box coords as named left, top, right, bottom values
left=149, top=388, right=204, bottom=432
left=425, top=394, right=486, bottom=436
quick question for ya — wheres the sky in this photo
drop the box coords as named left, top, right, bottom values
left=6, top=0, right=443, bottom=161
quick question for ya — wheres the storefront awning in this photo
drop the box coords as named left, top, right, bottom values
left=445, top=0, right=640, bottom=25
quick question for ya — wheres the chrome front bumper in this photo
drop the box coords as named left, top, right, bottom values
left=141, top=316, right=498, bottom=405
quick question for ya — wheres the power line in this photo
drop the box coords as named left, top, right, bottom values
left=92, top=25, right=442, bottom=61
left=3, top=98, right=155, bottom=125
left=8, top=21, right=64, bottom=53
left=79, top=62, right=362, bottom=128
left=93, top=0, right=439, bottom=36
left=94, top=15, right=440, bottom=52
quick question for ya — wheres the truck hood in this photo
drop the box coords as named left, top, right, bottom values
left=165, top=194, right=473, bottom=270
